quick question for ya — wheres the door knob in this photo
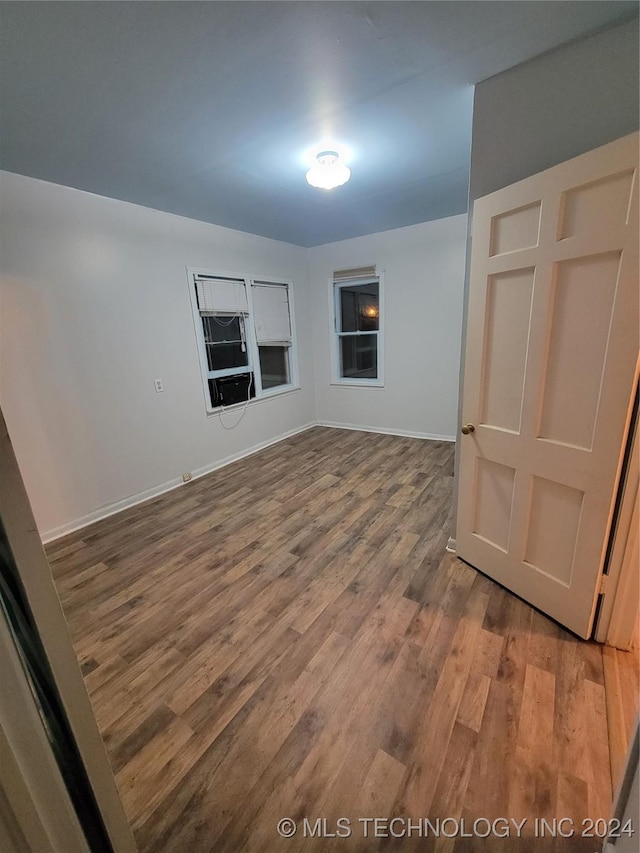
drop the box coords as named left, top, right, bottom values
left=461, top=423, right=475, bottom=435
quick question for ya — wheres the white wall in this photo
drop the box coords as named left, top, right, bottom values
left=307, top=215, right=467, bottom=440
left=0, top=172, right=316, bottom=539
left=470, top=17, right=639, bottom=202
left=0, top=174, right=467, bottom=540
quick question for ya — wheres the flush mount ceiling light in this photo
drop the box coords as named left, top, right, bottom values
left=305, top=150, right=351, bottom=190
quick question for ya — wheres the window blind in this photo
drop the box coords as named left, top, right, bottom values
left=195, top=277, right=248, bottom=313
left=333, top=265, right=376, bottom=282
left=252, top=283, right=291, bottom=344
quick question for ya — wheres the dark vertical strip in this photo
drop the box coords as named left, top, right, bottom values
left=0, top=518, right=115, bottom=852
left=602, top=379, right=639, bottom=576
left=593, top=379, right=639, bottom=639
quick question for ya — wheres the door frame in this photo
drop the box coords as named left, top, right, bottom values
left=0, top=607, right=89, bottom=852
left=594, top=362, right=639, bottom=649
left=604, top=721, right=639, bottom=853
left=0, top=406, right=136, bottom=852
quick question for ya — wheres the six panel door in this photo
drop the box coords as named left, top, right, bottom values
left=456, top=133, right=639, bottom=638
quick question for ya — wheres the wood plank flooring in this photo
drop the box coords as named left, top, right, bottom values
left=47, top=427, right=620, bottom=852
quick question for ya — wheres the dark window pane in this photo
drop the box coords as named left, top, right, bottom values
left=339, top=283, right=379, bottom=332
left=339, top=335, right=378, bottom=379
left=259, top=345, right=289, bottom=389
left=205, top=342, right=248, bottom=371
left=202, top=315, right=242, bottom=344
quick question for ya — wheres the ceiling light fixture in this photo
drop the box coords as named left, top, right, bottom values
left=305, top=150, right=351, bottom=190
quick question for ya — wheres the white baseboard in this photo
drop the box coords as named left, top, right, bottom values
left=41, top=419, right=455, bottom=543
left=41, top=476, right=185, bottom=545
left=41, top=421, right=317, bottom=543
left=188, top=421, right=317, bottom=482
left=446, top=537, right=457, bottom=553
left=318, top=420, right=456, bottom=443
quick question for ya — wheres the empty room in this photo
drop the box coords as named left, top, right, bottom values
left=1, top=2, right=639, bottom=852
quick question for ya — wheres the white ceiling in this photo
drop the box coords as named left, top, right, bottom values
left=0, top=1, right=636, bottom=247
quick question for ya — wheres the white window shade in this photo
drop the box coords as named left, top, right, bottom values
left=252, top=283, right=291, bottom=344
left=333, top=265, right=376, bottom=282
left=195, top=277, right=248, bottom=313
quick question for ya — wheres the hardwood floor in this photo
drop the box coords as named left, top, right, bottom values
left=47, top=427, right=618, bottom=852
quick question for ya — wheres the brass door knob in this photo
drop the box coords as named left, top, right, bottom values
left=461, top=423, right=475, bottom=435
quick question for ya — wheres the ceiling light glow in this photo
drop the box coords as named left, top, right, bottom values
left=306, top=150, right=351, bottom=190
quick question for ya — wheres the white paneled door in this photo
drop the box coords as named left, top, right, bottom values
left=457, top=133, right=639, bottom=638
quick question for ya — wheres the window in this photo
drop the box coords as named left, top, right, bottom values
left=332, top=267, right=383, bottom=385
left=189, top=269, right=297, bottom=411
left=252, top=282, right=292, bottom=390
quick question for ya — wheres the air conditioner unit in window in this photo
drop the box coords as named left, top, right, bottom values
left=208, top=373, right=255, bottom=408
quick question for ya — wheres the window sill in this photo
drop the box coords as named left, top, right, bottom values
left=206, top=384, right=300, bottom=416
left=330, top=381, right=385, bottom=389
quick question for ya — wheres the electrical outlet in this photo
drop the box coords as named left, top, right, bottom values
left=182, top=472, right=192, bottom=483
left=154, top=378, right=164, bottom=393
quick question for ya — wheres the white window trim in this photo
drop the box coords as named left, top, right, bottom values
left=328, top=272, right=385, bottom=387
left=187, top=266, right=300, bottom=414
